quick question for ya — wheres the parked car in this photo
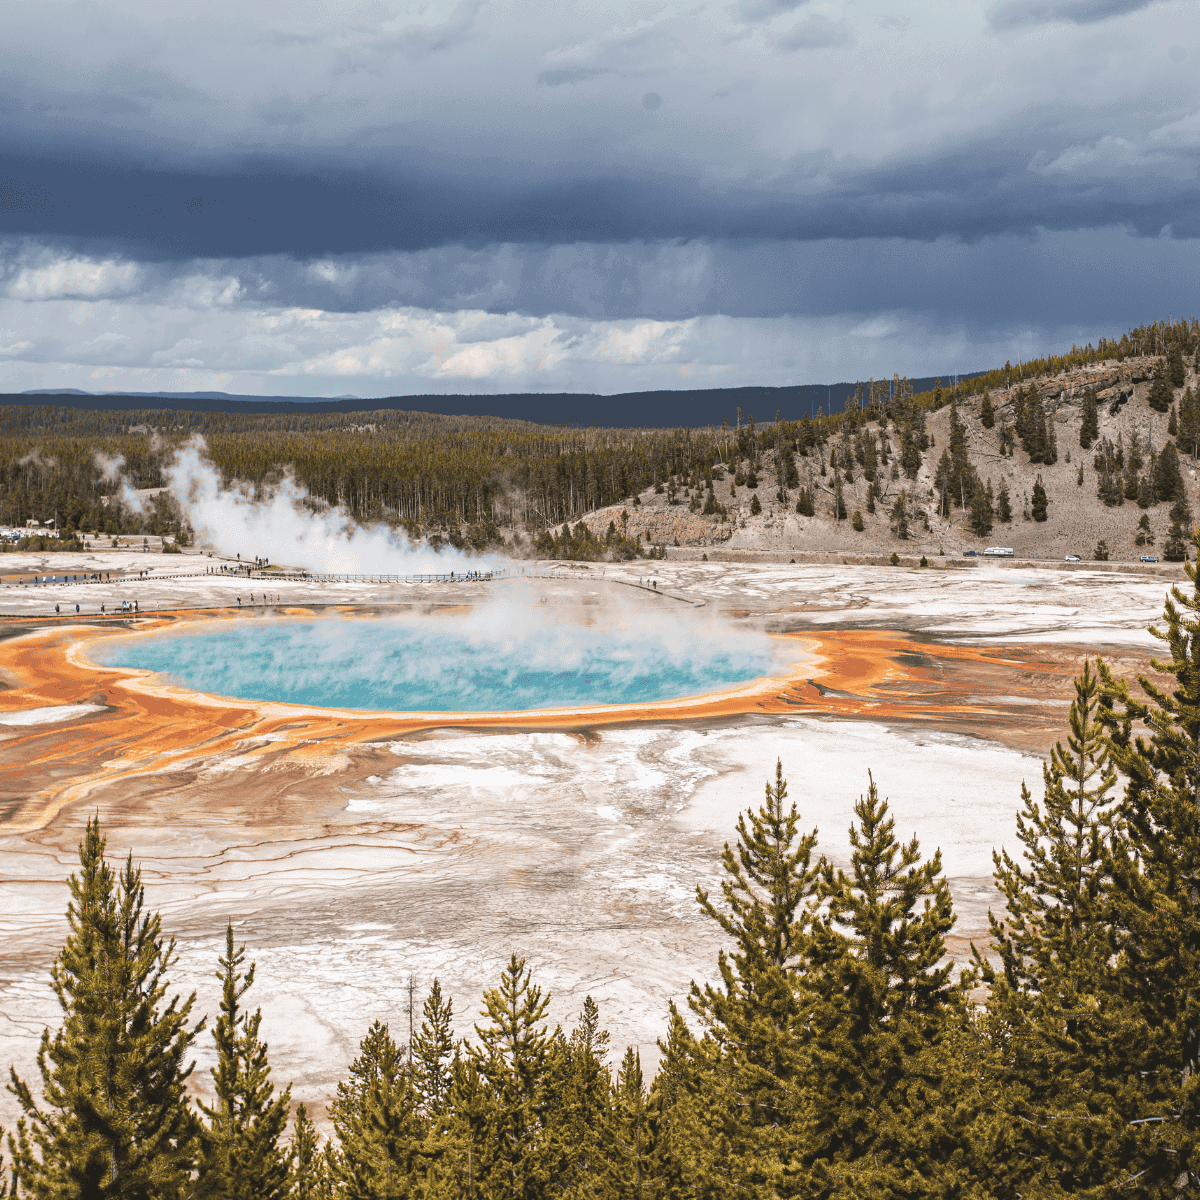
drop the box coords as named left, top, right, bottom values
left=1141, top=555, right=1159, bottom=563
left=1065, top=554, right=1081, bottom=562
left=963, top=550, right=978, bottom=556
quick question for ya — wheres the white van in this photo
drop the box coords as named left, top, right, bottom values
left=983, top=546, right=1014, bottom=557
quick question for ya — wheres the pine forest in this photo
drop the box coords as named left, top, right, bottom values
left=3, top=319, right=1198, bottom=562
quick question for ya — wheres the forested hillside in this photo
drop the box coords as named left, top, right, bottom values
left=1, top=319, right=1196, bottom=560
left=6, top=554, right=1200, bottom=1196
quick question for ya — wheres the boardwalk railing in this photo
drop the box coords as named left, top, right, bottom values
left=7, top=566, right=579, bottom=588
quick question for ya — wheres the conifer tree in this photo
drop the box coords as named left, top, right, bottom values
left=8, top=818, right=201, bottom=1200
left=469, top=956, right=553, bottom=1199
left=1170, top=403, right=1179, bottom=437
left=648, top=1006, right=706, bottom=1199
left=980, top=389, right=995, bottom=429
left=1031, top=475, right=1048, bottom=521
left=1165, top=496, right=1190, bottom=561
left=412, top=979, right=455, bottom=1119
left=1138, top=471, right=1156, bottom=508
left=690, top=761, right=822, bottom=1195
left=948, top=397, right=972, bottom=498
left=1149, top=359, right=1174, bottom=412
left=1125, top=458, right=1141, bottom=502
left=900, top=424, right=922, bottom=479
left=1169, top=344, right=1187, bottom=388
left=1156, top=441, right=1185, bottom=502
left=543, top=997, right=611, bottom=1196
left=803, top=773, right=967, bottom=1195
left=429, top=1054, right=493, bottom=1198
left=1018, top=390, right=1049, bottom=462
left=329, top=1020, right=425, bottom=1199
left=996, top=477, right=1012, bottom=523
left=975, top=662, right=1126, bottom=1194
left=1045, top=407, right=1059, bottom=464
left=196, top=924, right=292, bottom=1200
left=287, top=1105, right=327, bottom=1199
left=890, top=492, right=909, bottom=540
left=609, top=1048, right=661, bottom=1198
left=1180, top=387, right=1200, bottom=460
left=1099, top=534, right=1200, bottom=1189
left=933, top=449, right=953, bottom=517
left=1079, top=386, right=1100, bottom=449
left=968, top=479, right=993, bottom=537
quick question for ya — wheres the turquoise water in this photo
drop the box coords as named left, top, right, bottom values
left=97, top=615, right=780, bottom=712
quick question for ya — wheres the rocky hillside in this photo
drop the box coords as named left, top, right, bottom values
left=559, top=351, right=1200, bottom=564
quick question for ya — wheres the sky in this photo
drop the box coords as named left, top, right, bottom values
left=0, top=0, right=1197, bottom=398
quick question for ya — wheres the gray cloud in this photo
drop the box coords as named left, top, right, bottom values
left=734, top=0, right=811, bottom=22
left=988, top=0, right=1160, bottom=30
left=5, top=227, right=1199, bottom=328
left=537, top=66, right=614, bottom=87
left=772, top=14, right=857, bottom=49
left=0, top=0, right=1195, bottom=395
left=0, top=0, right=1191, bottom=260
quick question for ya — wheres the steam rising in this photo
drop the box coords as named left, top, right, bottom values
left=94, top=451, right=125, bottom=480
left=18, top=447, right=58, bottom=469
left=159, top=435, right=488, bottom=573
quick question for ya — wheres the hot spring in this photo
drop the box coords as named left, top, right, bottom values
left=95, top=607, right=788, bottom=713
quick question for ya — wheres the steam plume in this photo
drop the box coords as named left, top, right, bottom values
left=164, top=436, right=494, bottom=573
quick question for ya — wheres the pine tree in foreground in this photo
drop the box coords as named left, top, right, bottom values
left=804, top=772, right=970, bottom=1198
left=609, top=1048, right=659, bottom=1198
left=8, top=817, right=201, bottom=1200
left=1099, top=533, right=1200, bottom=1191
left=975, top=661, right=1133, bottom=1195
left=543, top=997, right=612, bottom=1198
left=286, top=1104, right=327, bottom=1199
left=648, top=1005, right=705, bottom=1199
left=689, top=760, right=821, bottom=1196
left=412, top=979, right=455, bottom=1120
left=196, top=923, right=292, bottom=1200
left=329, top=1020, right=424, bottom=1199
left=467, top=956, right=553, bottom=1200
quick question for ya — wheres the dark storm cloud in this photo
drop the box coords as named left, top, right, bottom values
left=1, top=125, right=1196, bottom=266
left=0, top=0, right=1197, bottom=396
left=0, top=1, right=1192, bottom=282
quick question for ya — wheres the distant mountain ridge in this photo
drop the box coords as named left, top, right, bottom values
left=8, top=377, right=983, bottom=427
left=20, top=389, right=363, bottom=401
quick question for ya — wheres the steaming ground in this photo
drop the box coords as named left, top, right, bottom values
left=0, top=554, right=1179, bottom=1132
